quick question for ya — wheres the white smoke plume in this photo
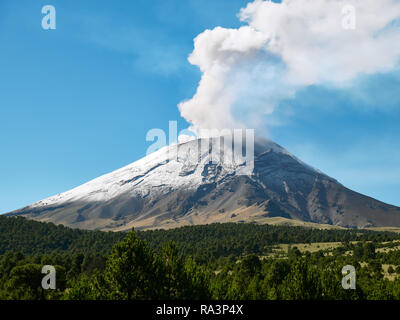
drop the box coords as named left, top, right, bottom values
left=178, top=0, right=400, bottom=135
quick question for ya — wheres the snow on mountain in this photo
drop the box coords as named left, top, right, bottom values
left=26, top=136, right=292, bottom=208
left=7, top=136, right=400, bottom=231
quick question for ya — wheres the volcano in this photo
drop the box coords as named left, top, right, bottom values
left=6, top=136, right=400, bottom=231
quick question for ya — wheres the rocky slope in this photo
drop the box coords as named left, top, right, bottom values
left=7, top=136, right=400, bottom=230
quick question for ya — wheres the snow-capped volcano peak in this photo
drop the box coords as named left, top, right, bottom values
left=30, top=136, right=289, bottom=207
left=8, top=136, right=400, bottom=230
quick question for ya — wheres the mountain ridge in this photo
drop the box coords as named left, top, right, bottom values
left=6, top=136, right=400, bottom=230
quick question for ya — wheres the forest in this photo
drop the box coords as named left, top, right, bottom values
left=2, top=215, right=400, bottom=299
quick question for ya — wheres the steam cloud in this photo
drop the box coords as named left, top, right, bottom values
left=178, top=0, right=400, bottom=135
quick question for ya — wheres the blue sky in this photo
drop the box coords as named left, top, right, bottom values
left=0, top=0, right=399, bottom=213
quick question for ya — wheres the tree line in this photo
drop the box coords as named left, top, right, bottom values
left=2, top=216, right=400, bottom=299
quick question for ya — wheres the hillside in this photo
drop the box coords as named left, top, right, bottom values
left=3, top=215, right=400, bottom=300
left=7, top=136, right=400, bottom=231
left=1, top=215, right=399, bottom=259
left=0, top=215, right=124, bottom=255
